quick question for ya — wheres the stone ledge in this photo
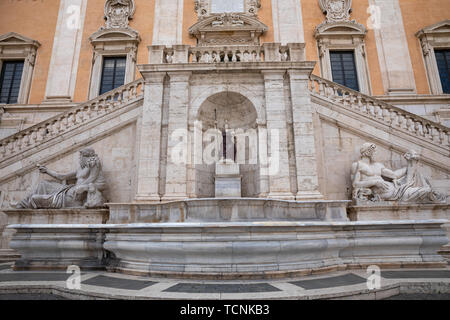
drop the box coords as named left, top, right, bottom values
left=2, top=209, right=109, bottom=225
left=107, top=199, right=350, bottom=223
left=348, top=203, right=449, bottom=221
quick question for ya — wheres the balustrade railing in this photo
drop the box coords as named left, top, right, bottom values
left=309, top=74, right=449, bottom=149
left=0, top=79, right=144, bottom=162
left=151, top=43, right=305, bottom=64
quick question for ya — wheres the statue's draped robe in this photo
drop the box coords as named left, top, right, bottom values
left=19, top=181, right=76, bottom=209
left=382, top=165, right=445, bottom=203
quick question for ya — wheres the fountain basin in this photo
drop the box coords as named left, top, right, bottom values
left=7, top=219, right=448, bottom=278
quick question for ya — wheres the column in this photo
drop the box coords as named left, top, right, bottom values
left=257, top=122, right=270, bottom=198
left=288, top=70, right=323, bottom=200
left=134, top=72, right=166, bottom=202
left=262, top=70, right=295, bottom=200
left=162, top=72, right=192, bottom=201
left=271, top=0, right=305, bottom=45
left=44, top=0, right=87, bottom=103
left=369, top=0, right=416, bottom=95
left=152, top=0, right=184, bottom=45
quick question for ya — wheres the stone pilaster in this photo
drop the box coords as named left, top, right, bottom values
left=134, top=72, right=166, bottom=202
left=257, top=122, right=270, bottom=198
left=271, top=0, right=305, bottom=45
left=152, top=0, right=184, bottom=45
left=162, top=71, right=192, bottom=201
left=262, top=70, right=295, bottom=200
left=369, top=0, right=416, bottom=95
left=44, top=0, right=87, bottom=103
left=288, top=70, right=323, bottom=200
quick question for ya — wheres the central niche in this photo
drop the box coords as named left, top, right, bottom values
left=195, top=91, right=259, bottom=198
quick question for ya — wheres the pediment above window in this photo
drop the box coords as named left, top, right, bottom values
left=416, top=20, right=450, bottom=38
left=89, top=28, right=140, bottom=44
left=0, top=32, right=40, bottom=48
left=189, top=13, right=268, bottom=46
left=315, top=21, right=366, bottom=39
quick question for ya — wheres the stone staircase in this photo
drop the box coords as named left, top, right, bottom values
left=309, top=75, right=450, bottom=172
left=309, top=74, right=449, bottom=152
left=0, top=79, right=144, bottom=166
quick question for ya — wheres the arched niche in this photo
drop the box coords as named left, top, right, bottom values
left=193, top=91, right=260, bottom=198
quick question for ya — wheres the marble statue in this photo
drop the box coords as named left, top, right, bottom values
left=351, top=143, right=446, bottom=203
left=221, top=121, right=236, bottom=161
left=16, top=148, right=107, bottom=209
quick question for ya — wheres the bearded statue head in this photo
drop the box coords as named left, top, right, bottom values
left=79, top=148, right=100, bottom=169
left=360, top=143, right=376, bottom=159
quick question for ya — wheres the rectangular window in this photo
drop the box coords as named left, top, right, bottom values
left=0, top=60, right=24, bottom=104
left=99, top=56, right=126, bottom=95
left=435, top=49, right=450, bottom=94
left=330, top=51, right=360, bottom=92
left=211, top=0, right=244, bottom=13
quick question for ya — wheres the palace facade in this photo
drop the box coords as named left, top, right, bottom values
left=0, top=0, right=448, bottom=268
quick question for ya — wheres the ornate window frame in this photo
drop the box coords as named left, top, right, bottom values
left=416, top=20, right=450, bottom=95
left=315, top=21, right=371, bottom=95
left=0, top=32, right=40, bottom=104
left=87, top=0, right=140, bottom=99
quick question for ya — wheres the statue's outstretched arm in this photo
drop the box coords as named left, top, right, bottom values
left=38, top=165, right=76, bottom=181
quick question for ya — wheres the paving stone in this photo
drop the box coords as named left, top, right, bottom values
left=0, top=273, right=71, bottom=282
left=385, top=293, right=450, bottom=300
left=82, top=275, right=157, bottom=291
left=290, top=273, right=366, bottom=290
left=381, top=270, right=450, bottom=279
left=0, top=293, right=68, bottom=300
left=163, top=283, right=281, bottom=293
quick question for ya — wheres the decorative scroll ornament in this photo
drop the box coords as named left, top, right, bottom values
left=104, top=0, right=135, bottom=29
left=319, top=0, right=352, bottom=22
left=245, top=0, right=261, bottom=15
left=195, top=0, right=209, bottom=19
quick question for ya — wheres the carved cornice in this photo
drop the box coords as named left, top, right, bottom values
left=90, top=28, right=140, bottom=43
left=416, top=19, right=450, bottom=38
left=0, top=32, right=41, bottom=49
left=315, top=20, right=367, bottom=38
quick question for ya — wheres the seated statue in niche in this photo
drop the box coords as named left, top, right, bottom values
left=351, top=143, right=447, bottom=204
left=15, top=148, right=107, bottom=209
left=221, top=121, right=236, bottom=162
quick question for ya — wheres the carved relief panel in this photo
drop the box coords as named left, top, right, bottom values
left=195, top=0, right=261, bottom=19
left=318, top=0, right=352, bottom=23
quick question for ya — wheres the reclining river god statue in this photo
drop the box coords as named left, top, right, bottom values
left=351, top=143, right=446, bottom=204
left=15, top=148, right=107, bottom=209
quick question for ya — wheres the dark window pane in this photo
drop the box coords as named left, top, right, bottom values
left=435, top=49, right=450, bottom=94
left=329, top=51, right=360, bottom=91
left=0, top=60, right=24, bottom=104
left=99, top=56, right=126, bottom=95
